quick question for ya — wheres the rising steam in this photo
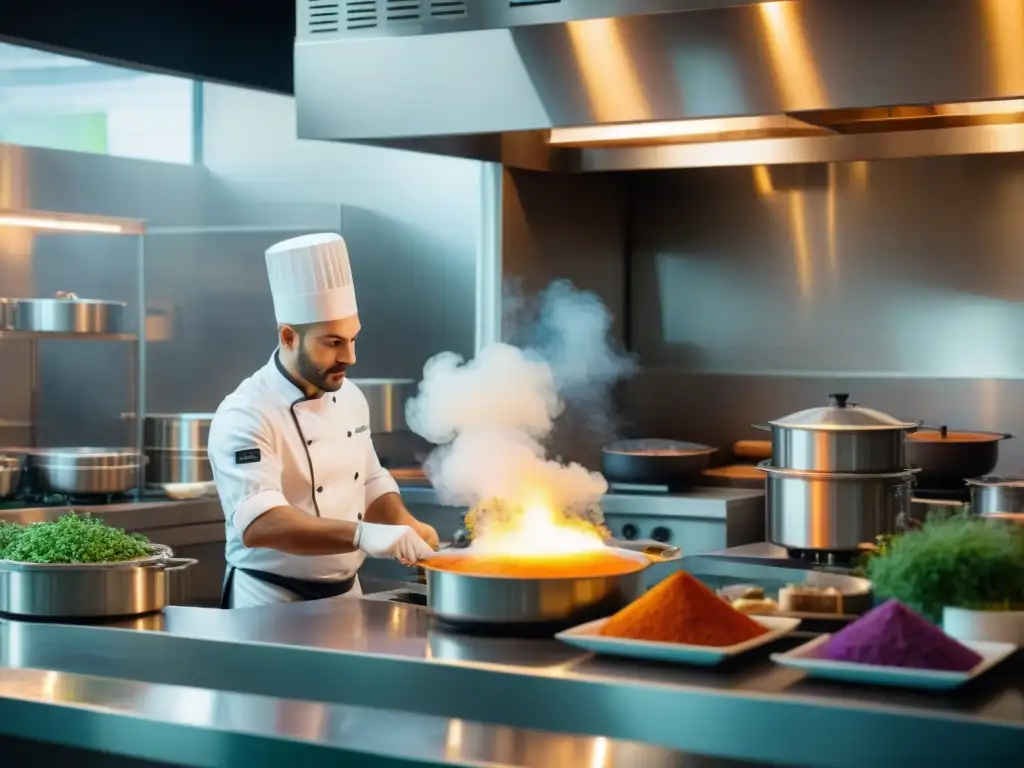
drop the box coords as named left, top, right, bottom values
left=405, top=280, right=636, bottom=517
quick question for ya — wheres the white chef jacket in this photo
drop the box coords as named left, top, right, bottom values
left=208, top=352, right=401, bottom=582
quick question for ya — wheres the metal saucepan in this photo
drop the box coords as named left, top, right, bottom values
left=906, top=426, right=1013, bottom=488
left=965, top=476, right=1024, bottom=516
left=421, top=539, right=681, bottom=634
left=27, top=448, right=144, bottom=496
left=601, top=439, right=717, bottom=488
left=0, top=455, right=23, bottom=499
left=4, top=292, right=126, bottom=335
left=754, top=393, right=919, bottom=474
left=0, top=543, right=197, bottom=619
left=759, top=461, right=919, bottom=552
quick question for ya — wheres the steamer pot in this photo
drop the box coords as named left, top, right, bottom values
left=123, top=413, right=215, bottom=486
left=759, top=461, right=918, bottom=552
left=754, top=393, right=918, bottom=474
left=421, top=540, right=681, bottom=635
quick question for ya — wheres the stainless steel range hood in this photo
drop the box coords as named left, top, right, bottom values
left=295, top=0, right=1024, bottom=171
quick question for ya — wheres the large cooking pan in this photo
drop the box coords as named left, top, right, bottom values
left=421, top=539, right=681, bottom=635
left=601, top=439, right=717, bottom=488
left=27, top=448, right=144, bottom=496
left=906, top=426, right=1013, bottom=488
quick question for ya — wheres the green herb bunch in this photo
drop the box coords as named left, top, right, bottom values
left=0, top=521, right=24, bottom=557
left=1, top=513, right=152, bottom=564
left=867, top=516, right=1024, bottom=622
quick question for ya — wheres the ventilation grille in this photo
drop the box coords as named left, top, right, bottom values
left=430, top=0, right=467, bottom=18
left=339, top=0, right=376, bottom=29
left=509, top=0, right=561, bottom=7
left=386, top=0, right=420, bottom=22
left=307, top=2, right=343, bottom=33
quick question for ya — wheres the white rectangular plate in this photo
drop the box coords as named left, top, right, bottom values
left=555, top=615, right=801, bottom=666
left=771, top=634, right=1018, bottom=690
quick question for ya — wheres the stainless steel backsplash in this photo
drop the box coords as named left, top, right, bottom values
left=0, top=133, right=483, bottom=451
left=622, top=155, right=1024, bottom=474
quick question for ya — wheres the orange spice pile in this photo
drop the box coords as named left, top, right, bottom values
left=600, top=572, right=769, bottom=646
left=421, top=550, right=645, bottom=579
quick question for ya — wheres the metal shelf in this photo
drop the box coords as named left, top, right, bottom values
left=0, top=330, right=138, bottom=341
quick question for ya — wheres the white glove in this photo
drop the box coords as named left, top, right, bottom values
left=355, top=522, right=435, bottom=563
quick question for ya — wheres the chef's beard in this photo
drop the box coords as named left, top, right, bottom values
left=296, top=342, right=347, bottom=393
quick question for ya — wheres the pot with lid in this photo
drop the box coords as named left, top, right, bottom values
left=754, top=393, right=919, bottom=473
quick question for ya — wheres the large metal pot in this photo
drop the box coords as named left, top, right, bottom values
left=0, top=455, right=23, bottom=499
left=142, top=413, right=214, bottom=485
left=28, top=448, right=144, bottom=495
left=906, top=426, right=1013, bottom=488
left=755, top=393, right=918, bottom=474
left=421, top=540, right=681, bottom=634
left=759, top=461, right=918, bottom=552
left=966, top=476, right=1024, bottom=516
left=5, top=293, right=126, bottom=335
left=0, top=543, right=197, bottom=619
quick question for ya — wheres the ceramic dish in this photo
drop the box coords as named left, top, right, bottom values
left=161, top=481, right=217, bottom=500
left=555, top=615, right=801, bottom=666
left=770, top=634, right=1017, bottom=690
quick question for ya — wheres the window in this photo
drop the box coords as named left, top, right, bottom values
left=0, top=42, right=197, bottom=164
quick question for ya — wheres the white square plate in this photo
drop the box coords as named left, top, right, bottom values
left=770, top=634, right=1018, bottom=690
left=555, top=615, right=801, bottom=666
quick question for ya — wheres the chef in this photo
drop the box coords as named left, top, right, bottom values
left=208, top=232, right=439, bottom=608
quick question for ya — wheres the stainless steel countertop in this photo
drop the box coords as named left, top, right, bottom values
left=0, top=664, right=745, bottom=767
left=1, top=593, right=1021, bottom=767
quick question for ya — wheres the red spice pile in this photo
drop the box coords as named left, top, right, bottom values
left=600, top=572, right=769, bottom=647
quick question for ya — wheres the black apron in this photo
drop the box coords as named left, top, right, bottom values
left=220, top=565, right=355, bottom=608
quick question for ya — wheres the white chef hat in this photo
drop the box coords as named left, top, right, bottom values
left=265, top=233, right=358, bottom=325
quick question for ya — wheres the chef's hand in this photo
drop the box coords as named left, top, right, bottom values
left=412, top=521, right=440, bottom=550
left=355, top=522, right=435, bottom=564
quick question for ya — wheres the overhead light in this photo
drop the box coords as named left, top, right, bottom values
left=0, top=209, right=144, bottom=235
left=547, top=115, right=825, bottom=147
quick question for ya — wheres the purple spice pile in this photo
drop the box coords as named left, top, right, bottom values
left=818, top=599, right=983, bottom=672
